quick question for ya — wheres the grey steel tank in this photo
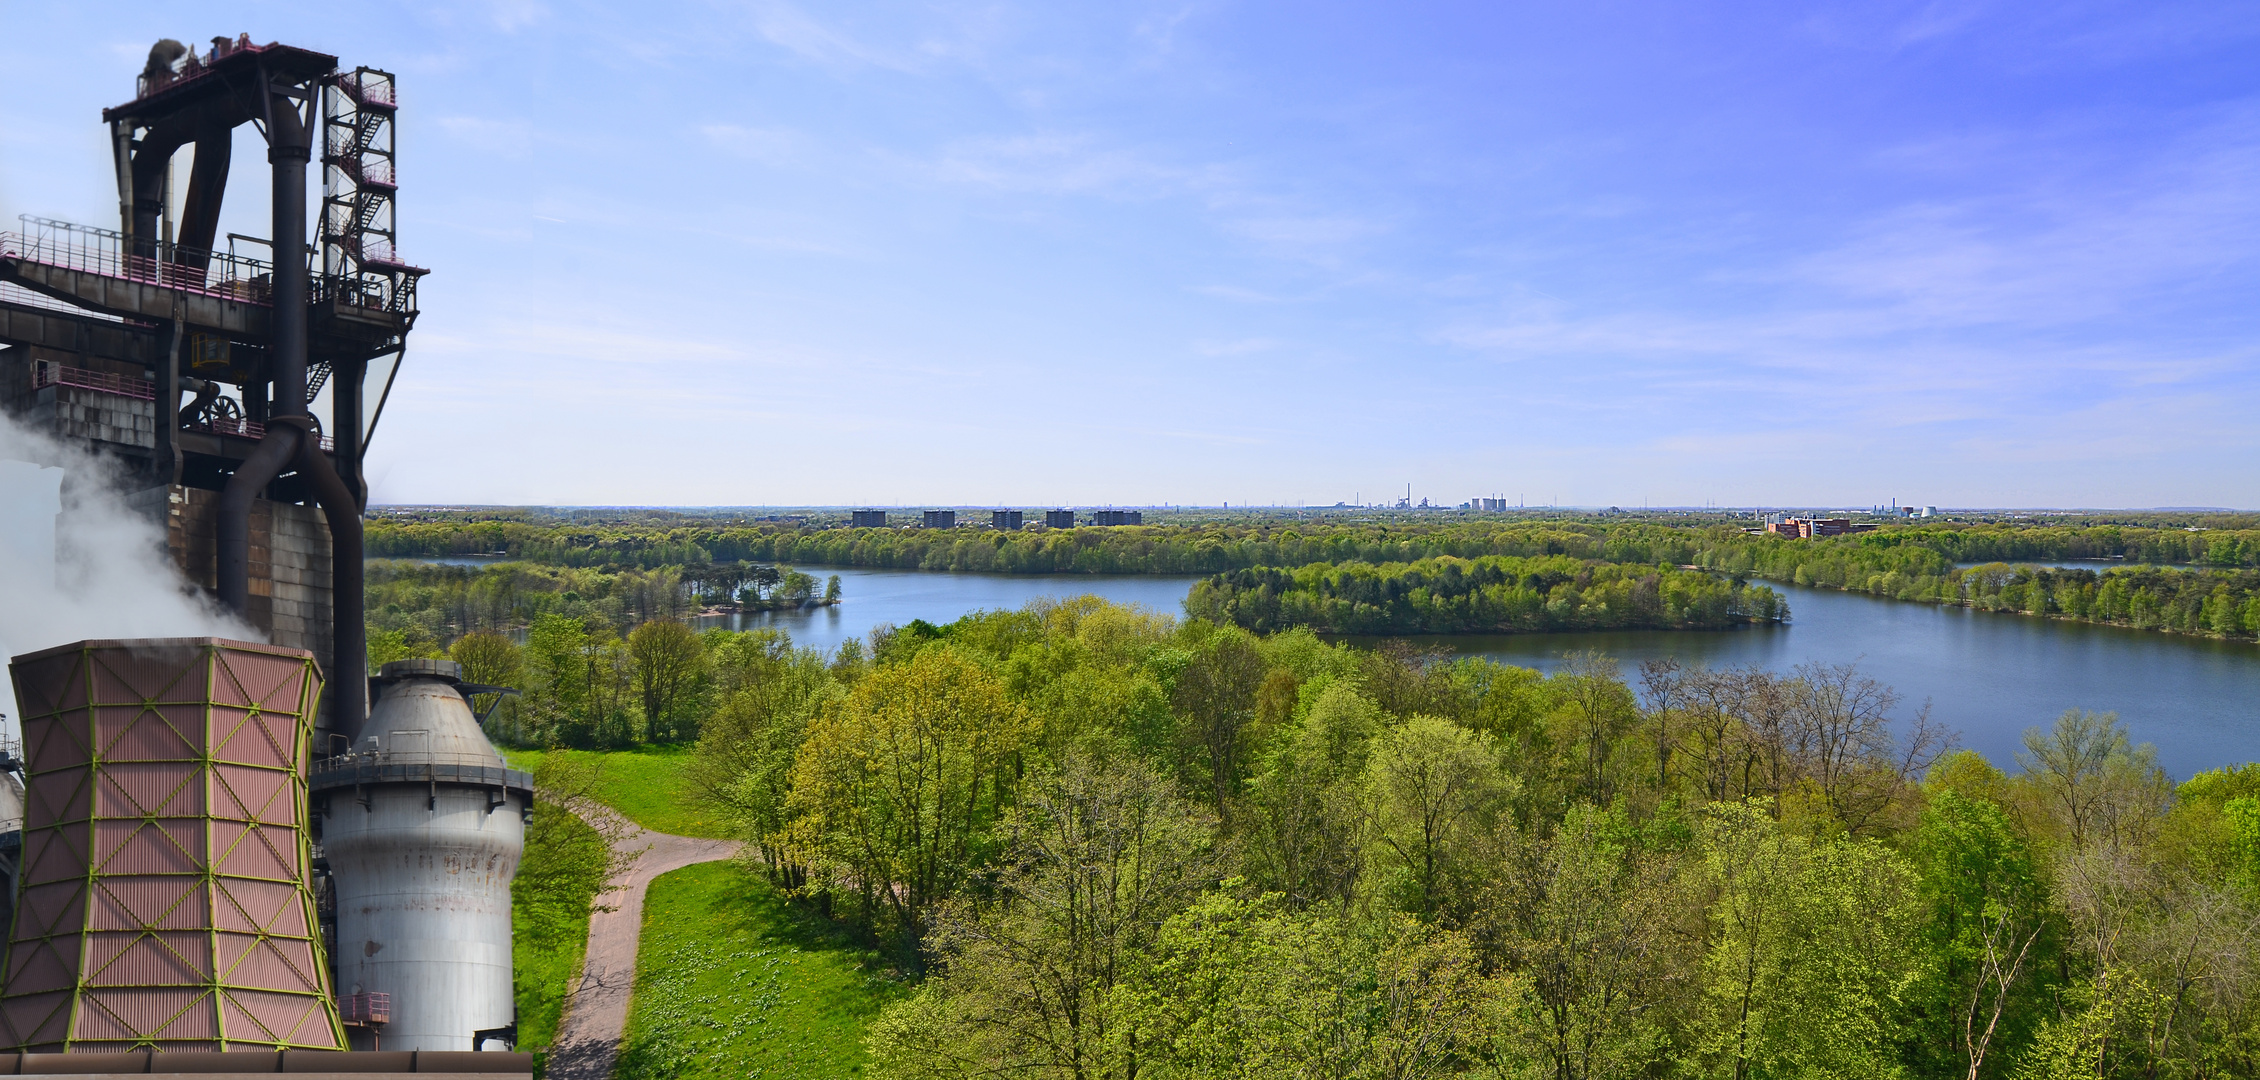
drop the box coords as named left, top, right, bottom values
left=313, top=658, right=533, bottom=1050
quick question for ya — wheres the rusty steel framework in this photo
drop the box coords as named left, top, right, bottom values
left=0, top=639, right=345, bottom=1052
left=0, top=37, right=430, bottom=749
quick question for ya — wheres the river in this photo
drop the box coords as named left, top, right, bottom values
left=679, top=566, right=2257, bottom=780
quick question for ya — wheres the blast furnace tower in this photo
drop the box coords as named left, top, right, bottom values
left=0, top=36, right=426, bottom=750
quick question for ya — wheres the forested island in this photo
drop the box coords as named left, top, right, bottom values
left=1185, top=555, right=1786, bottom=634
left=476, top=597, right=2260, bottom=1078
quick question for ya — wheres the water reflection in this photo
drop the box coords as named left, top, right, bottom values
left=1372, top=583, right=2258, bottom=780
left=429, top=560, right=2256, bottom=780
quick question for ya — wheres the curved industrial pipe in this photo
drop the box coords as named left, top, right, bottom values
left=214, top=426, right=300, bottom=615
left=286, top=420, right=367, bottom=739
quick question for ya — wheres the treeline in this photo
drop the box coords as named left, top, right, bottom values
left=622, top=598, right=2260, bottom=1079
left=430, top=617, right=812, bottom=748
left=368, top=515, right=2260, bottom=574
left=363, top=517, right=2260, bottom=641
left=1695, top=541, right=2260, bottom=638
left=363, top=560, right=839, bottom=659
left=366, top=518, right=1705, bottom=573
left=1186, top=555, right=1786, bottom=635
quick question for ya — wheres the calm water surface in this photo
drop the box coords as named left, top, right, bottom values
left=698, top=568, right=2255, bottom=779
left=688, top=568, right=1199, bottom=651
left=1378, top=584, right=2259, bottom=780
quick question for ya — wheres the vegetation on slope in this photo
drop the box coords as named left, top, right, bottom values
left=668, top=599, right=2260, bottom=1079
left=509, top=756, right=622, bottom=1058
left=504, top=745, right=731, bottom=838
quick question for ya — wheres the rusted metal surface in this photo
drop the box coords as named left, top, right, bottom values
left=0, top=1046, right=529, bottom=1073
left=0, top=639, right=345, bottom=1053
left=320, top=662, right=522, bottom=1051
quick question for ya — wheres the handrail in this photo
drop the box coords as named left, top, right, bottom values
left=32, top=360, right=155, bottom=401
left=4, top=216, right=278, bottom=304
left=308, top=754, right=535, bottom=796
left=188, top=413, right=337, bottom=453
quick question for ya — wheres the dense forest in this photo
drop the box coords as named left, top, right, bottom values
left=362, top=559, right=839, bottom=663
left=1185, top=556, right=1786, bottom=634
left=367, top=512, right=2260, bottom=574
left=457, top=598, right=2259, bottom=1078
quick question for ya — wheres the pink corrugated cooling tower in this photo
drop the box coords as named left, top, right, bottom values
left=0, top=638, right=345, bottom=1052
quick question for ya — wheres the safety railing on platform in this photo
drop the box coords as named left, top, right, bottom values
left=31, top=360, right=155, bottom=401
left=2, top=216, right=280, bottom=303
left=334, top=68, right=396, bottom=109
left=338, top=991, right=392, bottom=1026
left=186, top=413, right=338, bottom=453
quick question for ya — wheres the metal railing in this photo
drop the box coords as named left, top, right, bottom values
left=334, top=69, right=396, bottom=109
left=186, top=414, right=337, bottom=453
left=309, top=751, right=533, bottom=793
left=32, top=360, right=155, bottom=401
left=338, top=991, right=392, bottom=1026
left=2, top=216, right=278, bottom=303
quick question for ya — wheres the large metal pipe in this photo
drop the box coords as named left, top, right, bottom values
left=124, top=120, right=193, bottom=261
left=176, top=122, right=232, bottom=271
left=267, top=83, right=312, bottom=417
left=291, top=421, right=367, bottom=740
left=214, top=424, right=300, bottom=613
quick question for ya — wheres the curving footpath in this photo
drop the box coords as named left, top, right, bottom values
left=544, top=802, right=742, bottom=1080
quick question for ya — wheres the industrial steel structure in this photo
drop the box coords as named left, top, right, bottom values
left=0, top=37, right=534, bottom=1072
left=0, top=639, right=342, bottom=1052
left=312, top=660, right=529, bottom=1051
left=0, top=36, right=427, bottom=749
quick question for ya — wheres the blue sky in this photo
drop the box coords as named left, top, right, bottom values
left=3, top=1, right=2256, bottom=508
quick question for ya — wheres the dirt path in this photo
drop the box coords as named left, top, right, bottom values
left=545, top=802, right=742, bottom=1080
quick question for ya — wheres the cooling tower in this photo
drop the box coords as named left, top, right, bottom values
left=313, top=659, right=529, bottom=1051
left=0, top=638, right=345, bottom=1052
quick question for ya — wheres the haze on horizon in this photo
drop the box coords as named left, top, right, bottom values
left=3, top=1, right=2255, bottom=510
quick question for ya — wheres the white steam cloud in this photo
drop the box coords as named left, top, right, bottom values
left=0, top=407, right=251, bottom=743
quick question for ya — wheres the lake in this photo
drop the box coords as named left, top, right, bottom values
left=694, top=566, right=2257, bottom=780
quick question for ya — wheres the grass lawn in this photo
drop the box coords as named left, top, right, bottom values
left=614, top=861, right=905, bottom=1080
left=501, top=744, right=732, bottom=838
left=511, top=792, right=610, bottom=1056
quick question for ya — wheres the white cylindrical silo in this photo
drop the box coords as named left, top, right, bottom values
left=314, top=658, right=532, bottom=1051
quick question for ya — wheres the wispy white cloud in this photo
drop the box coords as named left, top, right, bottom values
left=700, top=123, right=810, bottom=165
left=1192, top=337, right=1278, bottom=356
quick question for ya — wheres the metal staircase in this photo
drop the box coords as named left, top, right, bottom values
left=319, top=68, right=424, bottom=315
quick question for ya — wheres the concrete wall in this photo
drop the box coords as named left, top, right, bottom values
left=35, top=384, right=155, bottom=449
left=130, top=484, right=335, bottom=665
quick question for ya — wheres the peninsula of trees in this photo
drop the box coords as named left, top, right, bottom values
left=1185, top=555, right=1786, bottom=634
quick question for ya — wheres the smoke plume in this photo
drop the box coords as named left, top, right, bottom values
left=0, top=408, right=250, bottom=742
